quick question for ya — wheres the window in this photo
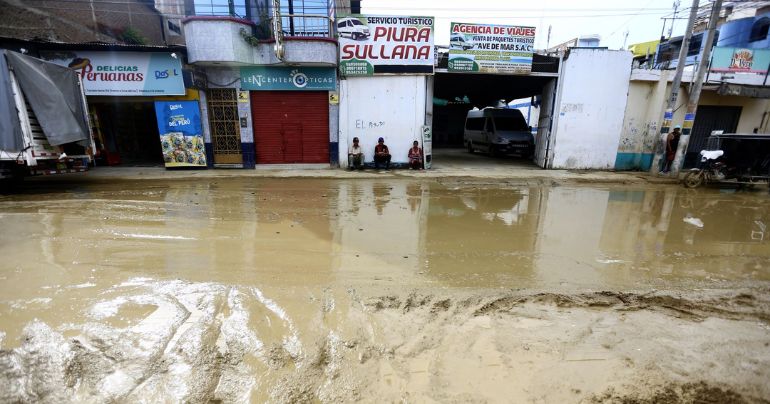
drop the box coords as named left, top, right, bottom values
left=688, top=33, right=702, bottom=57
left=750, top=18, right=770, bottom=42
left=493, top=116, right=529, bottom=131
left=466, top=117, right=485, bottom=131
left=194, top=0, right=247, bottom=18
left=280, top=0, right=331, bottom=37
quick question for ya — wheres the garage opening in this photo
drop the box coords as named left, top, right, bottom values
left=430, top=53, right=559, bottom=169
left=251, top=91, right=329, bottom=164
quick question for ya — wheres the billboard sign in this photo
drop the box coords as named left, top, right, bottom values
left=448, top=22, right=536, bottom=73
left=338, top=15, right=434, bottom=76
left=711, top=47, right=770, bottom=74
left=40, top=51, right=185, bottom=96
left=154, top=101, right=207, bottom=168
left=240, top=66, right=336, bottom=91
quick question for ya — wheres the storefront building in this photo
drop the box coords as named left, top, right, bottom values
left=183, top=0, right=342, bottom=168
left=37, top=48, right=206, bottom=169
left=337, top=15, right=435, bottom=168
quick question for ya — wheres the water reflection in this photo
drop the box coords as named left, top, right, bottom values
left=1, top=179, right=769, bottom=295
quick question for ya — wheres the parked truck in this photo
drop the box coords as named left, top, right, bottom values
left=1, top=50, right=94, bottom=181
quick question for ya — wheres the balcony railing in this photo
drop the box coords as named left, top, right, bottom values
left=273, top=14, right=333, bottom=38
left=193, top=0, right=248, bottom=19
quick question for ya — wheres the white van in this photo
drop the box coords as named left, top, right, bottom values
left=464, top=108, right=534, bottom=157
left=337, top=17, right=370, bottom=40
left=450, top=34, right=475, bottom=50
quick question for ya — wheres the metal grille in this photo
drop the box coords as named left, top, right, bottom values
left=206, top=88, right=243, bottom=164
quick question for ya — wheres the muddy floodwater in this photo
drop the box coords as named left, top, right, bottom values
left=1, top=178, right=769, bottom=403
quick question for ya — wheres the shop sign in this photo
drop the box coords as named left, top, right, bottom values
left=448, top=22, right=536, bottom=73
left=154, top=101, right=207, bottom=168
left=711, top=47, right=770, bottom=74
left=40, top=51, right=185, bottom=96
left=240, top=66, right=336, bottom=91
left=338, top=15, right=434, bottom=76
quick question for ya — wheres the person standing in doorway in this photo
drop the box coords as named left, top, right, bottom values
left=348, top=137, right=364, bottom=170
left=662, top=125, right=682, bottom=173
left=408, top=140, right=423, bottom=170
left=374, top=137, right=391, bottom=169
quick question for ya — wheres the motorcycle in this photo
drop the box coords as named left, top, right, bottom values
left=682, top=132, right=770, bottom=189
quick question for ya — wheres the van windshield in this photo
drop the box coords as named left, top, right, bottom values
left=494, top=116, right=528, bottom=131
left=351, top=20, right=364, bottom=26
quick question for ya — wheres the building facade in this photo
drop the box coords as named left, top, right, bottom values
left=183, top=0, right=350, bottom=168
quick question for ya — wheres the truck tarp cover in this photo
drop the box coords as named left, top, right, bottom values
left=0, top=51, right=23, bottom=150
left=5, top=51, right=88, bottom=146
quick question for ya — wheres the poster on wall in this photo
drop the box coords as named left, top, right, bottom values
left=448, top=22, right=536, bottom=73
left=154, top=101, right=207, bottom=168
left=40, top=51, right=185, bottom=96
left=711, top=47, right=770, bottom=74
left=338, top=15, right=434, bottom=76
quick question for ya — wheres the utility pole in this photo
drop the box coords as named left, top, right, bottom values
left=623, top=30, right=630, bottom=49
left=670, top=0, right=723, bottom=176
left=668, top=1, right=681, bottom=38
left=650, top=0, right=700, bottom=175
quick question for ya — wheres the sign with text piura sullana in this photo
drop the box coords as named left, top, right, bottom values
left=448, top=22, right=536, bottom=73
left=338, top=15, right=434, bottom=76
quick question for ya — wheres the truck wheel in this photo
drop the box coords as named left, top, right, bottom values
left=683, top=171, right=704, bottom=188
left=467, top=141, right=474, bottom=153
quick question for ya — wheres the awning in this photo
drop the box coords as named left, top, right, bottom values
left=628, top=40, right=660, bottom=58
left=4, top=51, right=89, bottom=146
left=717, top=83, right=770, bottom=98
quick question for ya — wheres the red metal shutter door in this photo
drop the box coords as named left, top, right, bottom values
left=251, top=91, right=329, bottom=164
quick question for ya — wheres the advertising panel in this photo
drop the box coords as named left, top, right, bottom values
left=448, top=22, right=536, bottom=73
left=40, top=51, right=185, bottom=96
left=711, top=47, right=770, bottom=74
left=154, top=101, right=207, bottom=168
left=240, top=66, right=336, bottom=90
left=338, top=15, right=434, bottom=76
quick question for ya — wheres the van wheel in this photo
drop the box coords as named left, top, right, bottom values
left=467, top=141, right=474, bottom=153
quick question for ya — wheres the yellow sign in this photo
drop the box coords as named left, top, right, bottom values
left=238, top=91, right=249, bottom=102
left=329, top=92, right=339, bottom=105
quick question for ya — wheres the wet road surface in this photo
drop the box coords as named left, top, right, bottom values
left=1, top=178, right=769, bottom=402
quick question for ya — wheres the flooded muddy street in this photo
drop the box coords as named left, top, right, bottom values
left=1, top=178, right=769, bottom=403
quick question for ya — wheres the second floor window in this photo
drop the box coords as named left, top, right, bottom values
left=194, top=0, right=248, bottom=18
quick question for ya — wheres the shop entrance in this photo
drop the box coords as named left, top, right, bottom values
left=90, top=100, right=164, bottom=166
left=250, top=91, right=329, bottom=164
left=684, top=105, right=742, bottom=168
left=430, top=68, right=559, bottom=168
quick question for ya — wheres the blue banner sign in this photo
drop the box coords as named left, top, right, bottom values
left=154, top=101, right=207, bottom=168
left=711, top=47, right=770, bottom=74
left=240, top=66, right=336, bottom=91
left=41, top=51, right=185, bottom=96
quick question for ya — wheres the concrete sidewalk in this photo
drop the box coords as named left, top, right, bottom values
left=29, top=162, right=680, bottom=186
left=25, top=149, right=680, bottom=186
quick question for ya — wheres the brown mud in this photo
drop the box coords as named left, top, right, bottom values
left=1, top=178, right=769, bottom=402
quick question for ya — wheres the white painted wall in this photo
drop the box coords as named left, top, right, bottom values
left=549, top=49, right=633, bottom=169
left=338, top=76, right=427, bottom=167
